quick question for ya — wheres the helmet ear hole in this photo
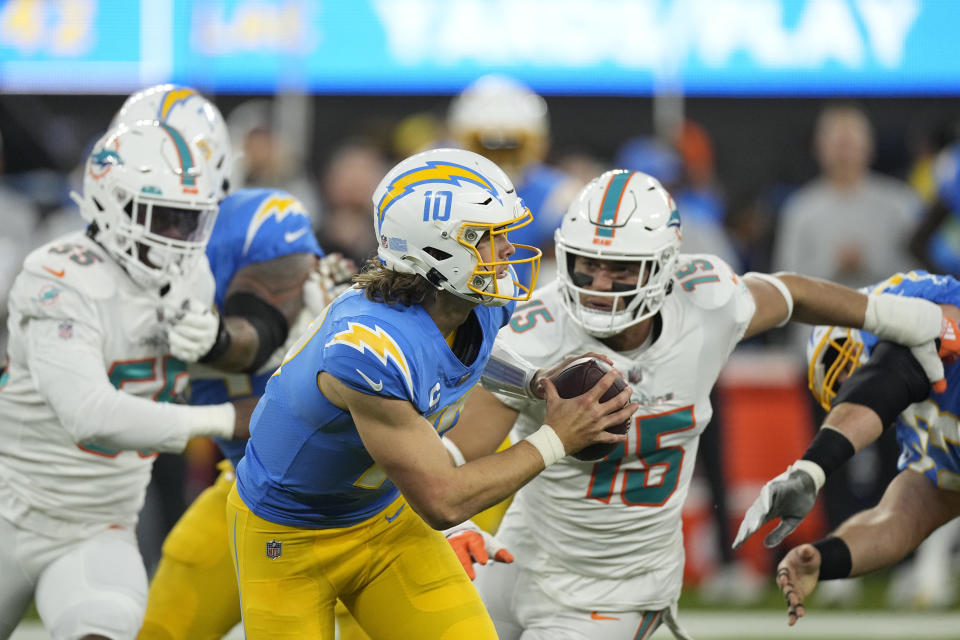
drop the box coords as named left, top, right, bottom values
left=423, top=247, right=452, bottom=261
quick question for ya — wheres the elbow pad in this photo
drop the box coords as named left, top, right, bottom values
left=482, top=342, right=537, bottom=400
left=224, top=292, right=289, bottom=373
left=834, top=341, right=931, bottom=427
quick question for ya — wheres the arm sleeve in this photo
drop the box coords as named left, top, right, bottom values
left=26, top=317, right=234, bottom=453
left=833, top=340, right=931, bottom=427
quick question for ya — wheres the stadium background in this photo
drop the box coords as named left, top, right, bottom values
left=3, top=0, right=960, bottom=637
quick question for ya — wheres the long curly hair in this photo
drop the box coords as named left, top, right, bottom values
left=352, top=257, right=438, bottom=307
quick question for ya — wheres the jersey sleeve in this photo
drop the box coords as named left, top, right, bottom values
left=675, top=253, right=756, bottom=345
left=322, top=316, right=419, bottom=403
left=236, top=190, right=323, bottom=265
left=870, top=270, right=960, bottom=306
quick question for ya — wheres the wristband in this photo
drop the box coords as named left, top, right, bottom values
left=801, top=426, right=855, bottom=480
left=524, top=424, right=566, bottom=467
left=198, top=314, right=232, bottom=364
left=185, top=403, right=236, bottom=440
left=441, top=436, right=467, bottom=467
left=812, top=536, right=852, bottom=581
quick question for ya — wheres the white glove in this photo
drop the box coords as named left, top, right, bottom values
left=165, top=298, right=220, bottom=363
left=733, top=459, right=825, bottom=549
left=303, top=253, right=357, bottom=315
left=443, top=519, right=514, bottom=580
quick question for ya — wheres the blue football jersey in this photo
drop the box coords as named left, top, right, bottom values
left=235, top=288, right=514, bottom=528
left=847, top=271, right=960, bottom=489
left=189, top=188, right=323, bottom=466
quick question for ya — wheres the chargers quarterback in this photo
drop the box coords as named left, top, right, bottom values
left=432, top=169, right=956, bottom=640
left=0, top=122, right=244, bottom=640
left=734, top=270, right=960, bottom=625
left=227, top=148, right=639, bottom=639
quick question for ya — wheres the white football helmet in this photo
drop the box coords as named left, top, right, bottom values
left=74, top=122, right=219, bottom=288
left=807, top=325, right=869, bottom=411
left=447, top=74, right=549, bottom=179
left=556, top=170, right=682, bottom=337
left=112, top=84, right=233, bottom=199
left=372, top=148, right=541, bottom=306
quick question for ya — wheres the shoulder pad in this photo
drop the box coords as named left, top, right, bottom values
left=21, top=234, right=118, bottom=301
left=322, top=313, right=418, bottom=401
left=499, top=285, right=574, bottom=363
left=217, top=188, right=319, bottom=261
left=672, top=253, right=744, bottom=311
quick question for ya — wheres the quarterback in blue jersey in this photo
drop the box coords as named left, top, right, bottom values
left=733, top=271, right=960, bottom=625
left=228, top=148, right=638, bottom=639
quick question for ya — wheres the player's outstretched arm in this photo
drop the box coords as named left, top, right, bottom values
left=742, top=273, right=958, bottom=390
left=189, top=253, right=317, bottom=372
left=323, top=369, right=635, bottom=529
left=27, top=318, right=242, bottom=453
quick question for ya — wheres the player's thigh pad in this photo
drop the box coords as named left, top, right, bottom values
left=35, top=526, right=147, bottom=640
left=345, top=500, right=497, bottom=640
left=138, top=469, right=239, bottom=640
left=227, top=484, right=336, bottom=639
left=0, top=514, right=38, bottom=640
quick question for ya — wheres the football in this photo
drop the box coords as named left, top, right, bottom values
left=549, top=357, right=630, bottom=461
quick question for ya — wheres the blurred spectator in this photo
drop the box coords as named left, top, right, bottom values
left=316, top=139, right=387, bottom=265
left=615, top=134, right=740, bottom=270
left=448, top=74, right=579, bottom=286
left=772, top=103, right=922, bottom=606
left=227, top=99, right=322, bottom=228
left=0, top=130, right=42, bottom=358
left=773, top=104, right=922, bottom=358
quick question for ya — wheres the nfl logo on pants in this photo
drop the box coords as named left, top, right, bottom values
left=266, top=539, right=282, bottom=560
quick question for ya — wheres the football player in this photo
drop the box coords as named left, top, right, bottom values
left=227, top=148, right=638, bottom=639
left=448, top=74, right=580, bottom=286
left=436, top=169, right=955, bottom=640
left=734, top=270, right=960, bottom=626
left=110, top=85, right=338, bottom=640
left=0, top=122, right=245, bottom=640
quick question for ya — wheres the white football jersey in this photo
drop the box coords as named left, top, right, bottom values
left=494, top=254, right=755, bottom=611
left=0, top=231, right=214, bottom=534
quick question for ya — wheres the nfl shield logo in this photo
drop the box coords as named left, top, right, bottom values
left=265, top=539, right=282, bottom=560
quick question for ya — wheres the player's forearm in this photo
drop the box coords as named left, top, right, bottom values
left=69, top=391, right=236, bottom=453
left=775, top=273, right=868, bottom=327
left=405, top=441, right=545, bottom=529
left=29, top=330, right=236, bottom=452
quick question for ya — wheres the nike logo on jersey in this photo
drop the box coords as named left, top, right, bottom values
left=43, top=266, right=65, bottom=278
left=356, top=368, right=384, bottom=392
left=284, top=228, right=309, bottom=243
left=384, top=504, right=405, bottom=523
left=590, top=612, right=620, bottom=621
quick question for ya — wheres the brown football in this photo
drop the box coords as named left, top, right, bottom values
left=549, top=357, right=630, bottom=461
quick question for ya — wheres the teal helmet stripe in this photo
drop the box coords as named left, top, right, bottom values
left=596, top=170, right=632, bottom=225
left=158, top=122, right=196, bottom=186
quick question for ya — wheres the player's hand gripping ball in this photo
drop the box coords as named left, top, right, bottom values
left=550, top=357, right=630, bottom=461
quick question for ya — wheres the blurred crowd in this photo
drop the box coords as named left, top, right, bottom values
left=3, top=76, right=960, bottom=609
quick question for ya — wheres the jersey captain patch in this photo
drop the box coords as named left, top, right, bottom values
left=326, top=322, right=414, bottom=396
